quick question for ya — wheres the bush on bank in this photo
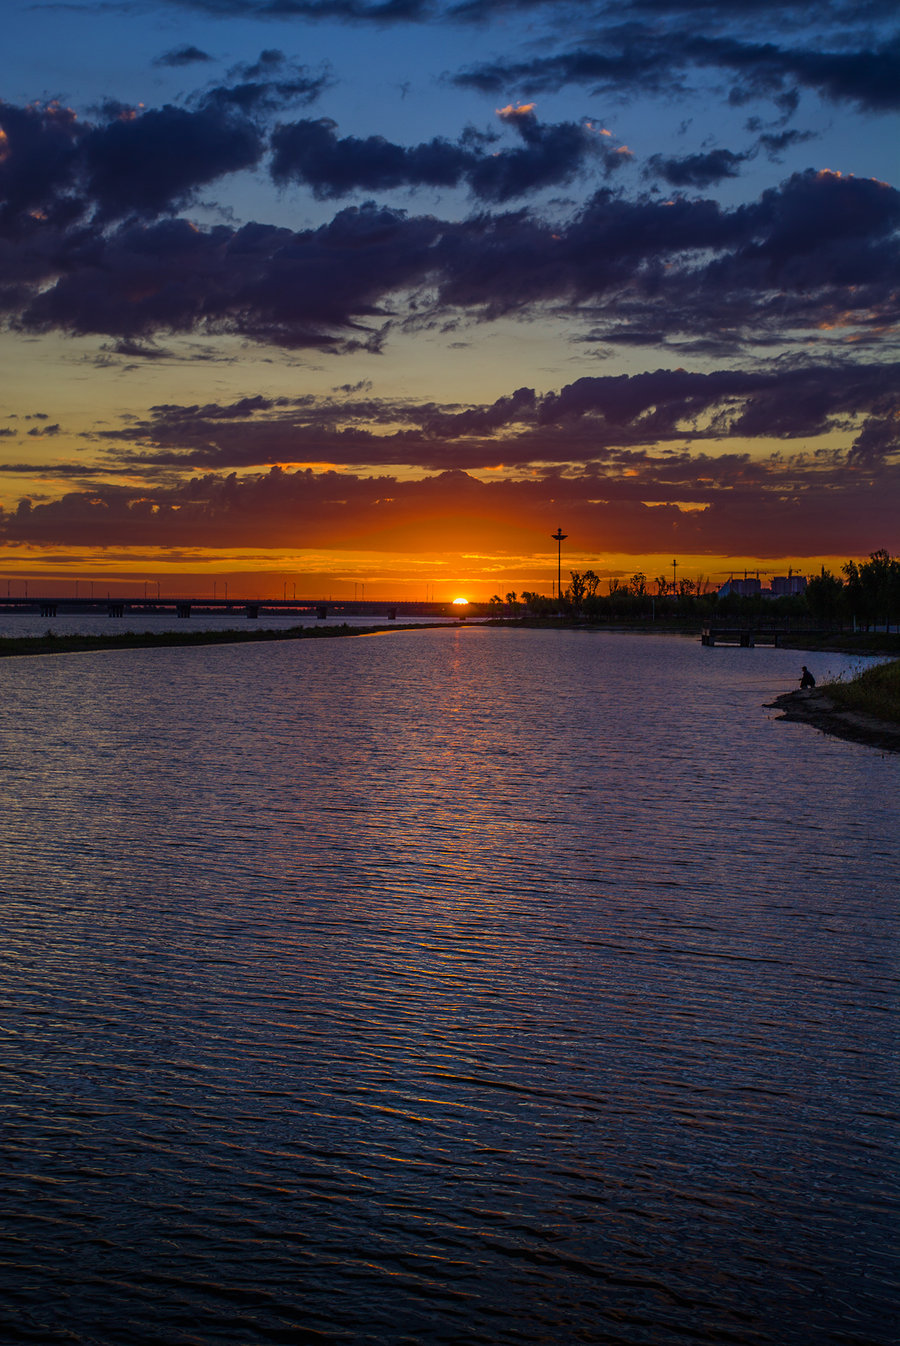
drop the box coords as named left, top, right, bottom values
left=824, top=659, right=900, bottom=726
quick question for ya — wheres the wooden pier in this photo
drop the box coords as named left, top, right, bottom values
left=701, top=627, right=783, bottom=647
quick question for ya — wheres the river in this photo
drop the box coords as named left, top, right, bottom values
left=1, top=627, right=897, bottom=1345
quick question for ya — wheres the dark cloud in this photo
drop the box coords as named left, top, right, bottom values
left=81, top=361, right=900, bottom=479
left=82, top=105, right=263, bottom=220
left=271, top=108, right=616, bottom=202
left=10, top=207, right=448, bottom=348
left=0, top=56, right=329, bottom=233
left=0, top=101, right=82, bottom=233
left=848, top=415, right=900, bottom=467
left=0, top=97, right=264, bottom=231
left=5, top=170, right=898, bottom=357
left=155, top=0, right=434, bottom=18
left=470, top=107, right=630, bottom=199
left=201, top=51, right=332, bottom=114
left=271, top=119, right=471, bottom=196
left=103, top=339, right=178, bottom=360
left=710, top=34, right=900, bottom=113
left=755, top=127, right=817, bottom=158
left=3, top=452, right=897, bottom=558
left=453, top=28, right=900, bottom=113
left=454, top=39, right=673, bottom=100
left=155, top=46, right=214, bottom=67
left=152, top=0, right=896, bottom=25
left=645, top=148, right=745, bottom=187
left=0, top=460, right=125, bottom=476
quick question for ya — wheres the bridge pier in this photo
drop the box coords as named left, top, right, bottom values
left=316, top=605, right=328, bottom=620
left=246, top=603, right=259, bottom=619
left=107, top=602, right=125, bottom=618
left=176, top=602, right=192, bottom=618
left=40, top=602, right=58, bottom=618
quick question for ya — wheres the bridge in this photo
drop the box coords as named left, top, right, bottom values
left=0, top=596, right=468, bottom=621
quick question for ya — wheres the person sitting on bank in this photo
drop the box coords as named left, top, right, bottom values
left=800, top=665, right=816, bottom=689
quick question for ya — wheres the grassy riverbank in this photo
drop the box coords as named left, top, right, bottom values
left=823, top=658, right=900, bottom=725
left=0, top=623, right=438, bottom=659
left=777, top=630, right=900, bottom=657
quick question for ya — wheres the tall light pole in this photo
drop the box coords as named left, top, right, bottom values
left=672, top=557, right=678, bottom=597
left=552, top=527, right=567, bottom=606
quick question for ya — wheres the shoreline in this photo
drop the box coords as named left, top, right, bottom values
left=766, top=688, right=900, bottom=755
left=0, top=622, right=448, bottom=659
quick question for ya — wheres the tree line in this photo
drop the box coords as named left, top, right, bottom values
left=489, top=550, right=900, bottom=628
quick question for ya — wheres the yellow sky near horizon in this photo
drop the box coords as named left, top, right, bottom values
left=0, top=544, right=852, bottom=601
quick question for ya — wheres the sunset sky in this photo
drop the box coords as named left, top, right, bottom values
left=1, top=0, right=898, bottom=598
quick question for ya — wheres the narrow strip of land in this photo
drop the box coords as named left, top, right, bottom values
left=0, top=623, right=444, bottom=659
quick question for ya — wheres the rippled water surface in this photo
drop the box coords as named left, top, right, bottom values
left=1, top=628, right=897, bottom=1345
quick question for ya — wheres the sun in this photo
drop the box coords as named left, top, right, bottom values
left=452, top=597, right=469, bottom=606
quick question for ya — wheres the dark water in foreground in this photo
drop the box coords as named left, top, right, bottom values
left=1, top=628, right=897, bottom=1345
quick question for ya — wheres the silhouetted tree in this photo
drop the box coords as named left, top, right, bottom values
left=567, top=572, right=588, bottom=611
left=842, top=550, right=900, bottom=628
left=805, top=567, right=844, bottom=625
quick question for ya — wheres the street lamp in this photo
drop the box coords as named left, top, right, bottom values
left=552, top=527, right=567, bottom=607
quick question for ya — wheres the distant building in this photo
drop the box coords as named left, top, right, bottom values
left=770, top=574, right=808, bottom=596
left=717, top=573, right=808, bottom=599
left=718, top=577, right=762, bottom=597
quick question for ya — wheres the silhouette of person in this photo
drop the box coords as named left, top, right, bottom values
left=800, top=665, right=816, bottom=689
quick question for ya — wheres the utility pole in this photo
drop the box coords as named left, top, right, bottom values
left=672, top=557, right=678, bottom=597
left=552, top=527, right=567, bottom=610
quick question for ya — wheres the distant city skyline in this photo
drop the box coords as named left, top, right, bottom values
left=1, top=0, right=897, bottom=598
